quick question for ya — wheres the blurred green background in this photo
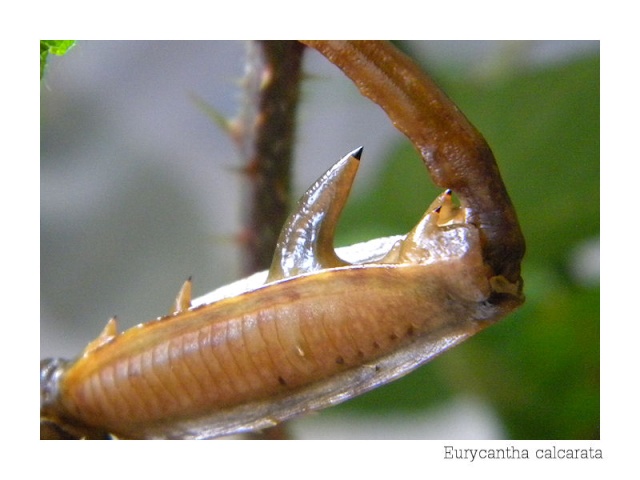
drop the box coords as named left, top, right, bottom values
left=41, top=41, right=599, bottom=439
left=330, top=43, right=600, bottom=440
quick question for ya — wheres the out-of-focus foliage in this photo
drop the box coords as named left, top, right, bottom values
left=335, top=51, right=600, bottom=439
left=40, top=40, right=75, bottom=79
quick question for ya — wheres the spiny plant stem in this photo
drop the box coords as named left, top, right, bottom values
left=240, top=41, right=306, bottom=275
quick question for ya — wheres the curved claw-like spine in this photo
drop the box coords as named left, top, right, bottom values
left=428, top=189, right=459, bottom=226
left=172, top=277, right=193, bottom=314
left=380, top=191, right=474, bottom=267
left=300, top=41, right=525, bottom=288
left=41, top=41, right=526, bottom=441
left=266, top=147, right=362, bottom=282
left=40, top=148, right=510, bottom=440
left=81, top=316, right=119, bottom=356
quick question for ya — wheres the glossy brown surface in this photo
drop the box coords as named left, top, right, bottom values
left=301, top=41, right=525, bottom=285
left=58, top=260, right=492, bottom=438
left=46, top=149, right=511, bottom=438
left=41, top=41, right=525, bottom=439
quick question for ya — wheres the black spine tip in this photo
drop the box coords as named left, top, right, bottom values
left=350, top=146, right=364, bottom=161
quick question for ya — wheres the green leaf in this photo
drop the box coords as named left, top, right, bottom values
left=40, top=40, right=75, bottom=79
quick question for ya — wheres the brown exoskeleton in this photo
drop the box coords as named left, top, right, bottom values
left=40, top=41, right=524, bottom=440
